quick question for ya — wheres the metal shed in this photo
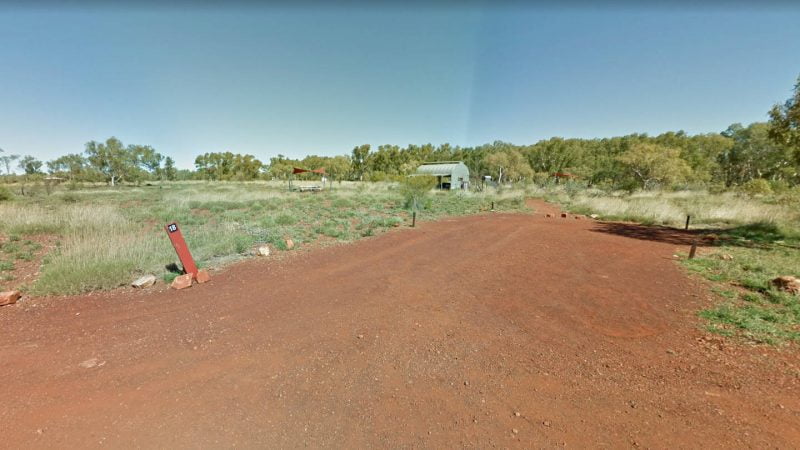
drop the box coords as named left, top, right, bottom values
left=414, top=161, right=470, bottom=190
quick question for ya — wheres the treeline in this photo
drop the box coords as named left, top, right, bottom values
left=1, top=137, right=178, bottom=185
left=3, top=76, right=799, bottom=192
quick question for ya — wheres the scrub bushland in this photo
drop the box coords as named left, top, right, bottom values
left=0, top=181, right=527, bottom=295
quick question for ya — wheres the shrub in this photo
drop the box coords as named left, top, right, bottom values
left=0, top=185, right=13, bottom=202
left=274, top=213, right=298, bottom=225
left=400, top=175, right=436, bottom=210
left=62, top=193, right=79, bottom=203
left=740, top=179, right=772, bottom=196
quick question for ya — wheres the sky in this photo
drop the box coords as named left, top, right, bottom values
left=1, top=2, right=799, bottom=170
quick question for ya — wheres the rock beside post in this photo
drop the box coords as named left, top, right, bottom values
left=131, top=274, right=157, bottom=289
left=171, top=273, right=193, bottom=290
left=256, top=245, right=270, bottom=256
left=196, top=269, right=211, bottom=284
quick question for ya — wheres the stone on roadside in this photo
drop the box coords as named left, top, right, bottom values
left=171, top=273, right=193, bottom=290
left=285, top=239, right=295, bottom=250
left=256, top=245, right=270, bottom=256
left=196, top=269, right=211, bottom=284
left=560, top=213, right=567, bottom=218
left=131, top=274, right=157, bottom=289
left=590, top=214, right=599, bottom=219
left=0, top=290, right=21, bottom=306
left=771, top=276, right=800, bottom=295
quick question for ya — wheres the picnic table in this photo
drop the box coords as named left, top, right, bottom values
left=297, top=185, right=322, bottom=192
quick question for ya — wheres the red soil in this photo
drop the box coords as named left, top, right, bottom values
left=1, top=200, right=798, bottom=448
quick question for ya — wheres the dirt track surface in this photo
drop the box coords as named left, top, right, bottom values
left=2, top=200, right=799, bottom=448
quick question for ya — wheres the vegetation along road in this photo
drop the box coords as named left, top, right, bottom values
left=1, top=200, right=798, bottom=448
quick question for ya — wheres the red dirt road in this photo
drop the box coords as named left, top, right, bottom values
left=2, top=200, right=799, bottom=448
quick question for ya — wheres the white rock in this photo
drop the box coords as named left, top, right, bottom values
left=131, top=274, right=156, bottom=289
left=256, top=245, right=270, bottom=256
left=79, top=358, right=105, bottom=369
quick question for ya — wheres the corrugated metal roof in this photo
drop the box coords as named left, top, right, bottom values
left=415, top=162, right=466, bottom=176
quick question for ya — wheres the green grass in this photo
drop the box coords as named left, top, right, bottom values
left=682, top=243, right=800, bottom=344
left=0, top=181, right=528, bottom=295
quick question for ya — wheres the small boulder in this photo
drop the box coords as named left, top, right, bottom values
left=195, top=269, right=211, bottom=284
left=560, top=213, right=567, bottom=218
left=171, top=273, right=193, bottom=290
left=590, top=214, right=599, bottom=219
left=131, top=274, right=157, bottom=289
left=256, top=245, right=270, bottom=256
left=771, top=276, right=800, bottom=295
left=285, top=239, right=295, bottom=250
left=0, top=290, right=21, bottom=306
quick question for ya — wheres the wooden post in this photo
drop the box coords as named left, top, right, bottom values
left=491, top=201, right=495, bottom=211
left=165, top=222, right=199, bottom=278
left=688, top=241, right=697, bottom=259
left=685, top=215, right=691, bottom=230
left=412, top=211, right=416, bottom=227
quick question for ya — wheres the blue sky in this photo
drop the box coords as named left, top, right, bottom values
left=1, top=3, right=799, bottom=170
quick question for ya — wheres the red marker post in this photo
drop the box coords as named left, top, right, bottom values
left=165, top=222, right=198, bottom=279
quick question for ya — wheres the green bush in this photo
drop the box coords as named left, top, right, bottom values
left=0, top=185, right=13, bottom=202
left=400, top=175, right=436, bottom=210
left=740, top=179, right=772, bottom=196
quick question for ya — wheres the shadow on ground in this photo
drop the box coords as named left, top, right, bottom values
left=591, top=221, right=800, bottom=250
left=590, top=222, right=712, bottom=246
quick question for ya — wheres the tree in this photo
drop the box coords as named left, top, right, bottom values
left=326, top=155, right=352, bottom=182
left=0, top=154, right=20, bottom=175
left=616, top=143, right=691, bottom=190
left=194, top=152, right=263, bottom=180
left=163, top=156, right=177, bottom=181
left=351, top=144, right=370, bottom=180
left=526, top=138, right=580, bottom=174
left=18, top=155, right=43, bottom=175
left=85, top=137, right=136, bottom=186
left=47, top=153, right=87, bottom=181
left=719, top=123, right=793, bottom=185
left=768, top=75, right=800, bottom=162
left=131, top=145, right=163, bottom=178
left=267, top=154, right=295, bottom=180
left=482, top=149, right=532, bottom=183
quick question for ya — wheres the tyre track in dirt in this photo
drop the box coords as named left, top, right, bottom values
left=1, top=199, right=798, bottom=448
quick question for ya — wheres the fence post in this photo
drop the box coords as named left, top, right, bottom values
left=685, top=215, right=691, bottom=230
